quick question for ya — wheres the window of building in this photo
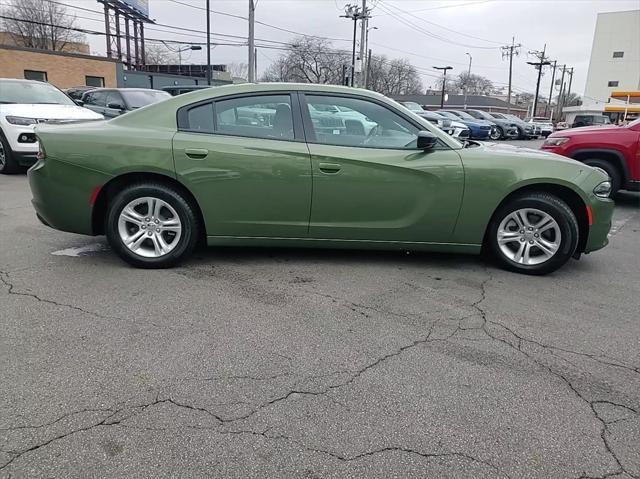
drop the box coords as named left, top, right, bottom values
left=24, top=70, right=47, bottom=82
left=612, top=51, right=624, bottom=58
left=85, top=76, right=105, bottom=87
left=608, top=81, right=619, bottom=87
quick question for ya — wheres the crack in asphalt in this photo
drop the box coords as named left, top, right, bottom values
left=220, top=428, right=510, bottom=477
left=469, top=271, right=639, bottom=479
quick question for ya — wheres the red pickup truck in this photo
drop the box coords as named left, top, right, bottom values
left=541, top=118, right=640, bottom=194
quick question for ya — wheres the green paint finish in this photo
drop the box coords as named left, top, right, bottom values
left=28, top=83, right=613, bottom=258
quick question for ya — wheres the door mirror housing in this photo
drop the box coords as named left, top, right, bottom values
left=107, top=102, right=125, bottom=111
left=417, top=131, right=438, bottom=150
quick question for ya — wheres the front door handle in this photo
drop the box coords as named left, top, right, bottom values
left=185, top=148, right=209, bottom=160
left=318, top=162, right=342, bottom=174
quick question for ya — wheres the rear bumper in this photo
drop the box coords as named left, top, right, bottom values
left=28, top=157, right=110, bottom=236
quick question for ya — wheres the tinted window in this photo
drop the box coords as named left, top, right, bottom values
left=215, top=94, right=294, bottom=140
left=87, top=91, right=107, bottom=106
left=306, top=95, right=419, bottom=149
left=186, top=102, right=214, bottom=133
left=121, top=90, right=170, bottom=109
left=105, top=91, right=123, bottom=108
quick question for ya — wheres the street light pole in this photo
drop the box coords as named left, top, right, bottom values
left=248, top=0, right=256, bottom=82
left=463, top=52, right=472, bottom=109
left=206, top=0, right=211, bottom=85
left=433, top=66, right=453, bottom=108
left=363, top=26, right=377, bottom=89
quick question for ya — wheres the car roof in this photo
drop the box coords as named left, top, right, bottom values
left=0, top=78, right=54, bottom=85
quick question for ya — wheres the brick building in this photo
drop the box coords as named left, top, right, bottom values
left=0, top=44, right=117, bottom=88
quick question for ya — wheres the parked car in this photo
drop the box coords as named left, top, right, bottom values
left=571, top=114, right=611, bottom=128
left=488, top=112, right=536, bottom=139
left=29, top=83, right=613, bottom=275
left=161, top=85, right=214, bottom=96
left=400, top=103, right=469, bottom=138
left=81, top=88, right=171, bottom=118
left=541, top=117, right=640, bottom=194
left=0, top=78, right=103, bottom=174
left=526, top=117, right=554, bottom=137
left=555, top=121, right=570, bottom=131
left=436, top=110, right=492, bottom=140
left=439, top=109, right=498, bottom=139
left=462, top=109, right=519, bottom=140
left=63, top=86, right=96, bottom=101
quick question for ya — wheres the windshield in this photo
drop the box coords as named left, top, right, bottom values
left=402, top=102, right=424, bottom=112
left=490, top=113, right=506, bottom=119
left=0, top=80, right=75, bottom=105
left=437, top=111, right=459, bottom=120
left=121, top=90, right=171, bottom=109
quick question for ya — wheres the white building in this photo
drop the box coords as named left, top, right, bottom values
left=583, top=9, right=640, bottom=105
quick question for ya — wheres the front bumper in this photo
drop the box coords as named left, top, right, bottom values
left=584, top=196, right=614, bottom=253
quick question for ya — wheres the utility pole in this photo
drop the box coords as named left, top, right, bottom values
left=356, top=0, right=372, bottom=88
left=248, top=0, right=256, bottom=82
left=555, top=64, right=566, bottom=120
left=501, top=37, right=521, bottom=113
left=341, top=4, right=366, bottom=87
left=545, top=60, right=557, bottom=118
left=433, top=66, right=453, bottom=108
left=565, top=67, right=574, bottom=107
left=527, top=44, right=550, bottom=117
left=363, top=25, right=377, bottom=89
left=365, top=48, right=372, bottom=89
left=463, top=52, right=472, bottom=109
left=206, top=0, right=211, bottom=85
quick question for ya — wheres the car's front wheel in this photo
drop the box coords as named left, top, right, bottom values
left=0, top=131, right=19, bottom=174
left=106, top=183, right=199, bottom=268
left=487, top=193, right=579, bottom=275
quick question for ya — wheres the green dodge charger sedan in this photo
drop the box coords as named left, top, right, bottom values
left=28, top=83, right=614, bottom=274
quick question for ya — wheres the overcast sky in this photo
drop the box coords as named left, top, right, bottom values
left=67, top=0, right=639, bottom=98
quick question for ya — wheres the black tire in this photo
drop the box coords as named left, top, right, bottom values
left=105, top=183, right=199, bottom=268
left=581, top=158, right=622, bottom=195
left=0, top=130, right=20, bottom=175
left=487, top=193, right=579, bottom=275
left=489, top=126, right=503, bottom=141
left=516, top=127, right=526, bottom=140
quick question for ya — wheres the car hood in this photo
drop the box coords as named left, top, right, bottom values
left=450, top=120, right=467, bottom=129
left=473, top=141, right=582, bottom=164
left=0, top=103, right=104, bottom=120
left=555, top=124, right=618, bottom=135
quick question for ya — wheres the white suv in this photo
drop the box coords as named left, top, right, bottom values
left=0, top=78, right=104, bottom=174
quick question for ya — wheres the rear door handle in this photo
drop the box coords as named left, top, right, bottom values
left=318, top=162, right=342, bottom=174
left=185, top=148, right=209, bottom=160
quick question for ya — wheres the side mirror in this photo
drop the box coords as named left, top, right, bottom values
left=417, top=131, right=438, bottom=150
left=74, top=99, right=84, bottom=106
left=107, top=102, right=125, bottom=111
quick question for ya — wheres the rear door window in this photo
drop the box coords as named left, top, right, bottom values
left=214, top=94, right=294, bottom=140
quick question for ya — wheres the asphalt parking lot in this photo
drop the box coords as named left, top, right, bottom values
left=1, top=147, right=639, bottom=478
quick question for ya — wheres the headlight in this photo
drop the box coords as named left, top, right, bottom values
left=5, top=116, right=38, bottom=126
left=543, top=137, right=569, bottom=146
left=593, top=181, right=612, bottom=198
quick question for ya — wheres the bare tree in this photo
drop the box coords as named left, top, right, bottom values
left=453, top=72, right=494, bottom=96
left=261, top=37, right=349, bottom=84
left=366, top=55, right=422, bottom=96
left=1, top=0, right=85, bottom=51
left=228, top=62, right=249, bottom=81
left=261, top=38, right=422, bottom=96
left=144, top=43, right=178, bottom=65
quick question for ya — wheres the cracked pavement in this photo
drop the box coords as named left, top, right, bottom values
left=0, top=172, right=639, bottom=478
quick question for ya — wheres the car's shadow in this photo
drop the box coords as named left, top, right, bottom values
left=613, top=191, right=640, bottom=208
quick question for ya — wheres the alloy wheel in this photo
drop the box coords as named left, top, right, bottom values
left=117, top=196, right=182, bottom=258
left=0, top=141, right=5, bottom=169
left=489, top=128, right=501, bottom=140
left=497, top=208, right=561, bottom=265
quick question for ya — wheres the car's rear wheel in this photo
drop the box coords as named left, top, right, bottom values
left=489, top=126, right=503, bottom=141
left=0, top=131, right=19, bottom=175
left=106, top=183, right=199, bottom=268
left=582, top=158, right=621, bottom=195
left=488, top=193, right=579, bottom=275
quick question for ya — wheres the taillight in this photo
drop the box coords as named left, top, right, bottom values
left=36, top=140, right=46, bottom=160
